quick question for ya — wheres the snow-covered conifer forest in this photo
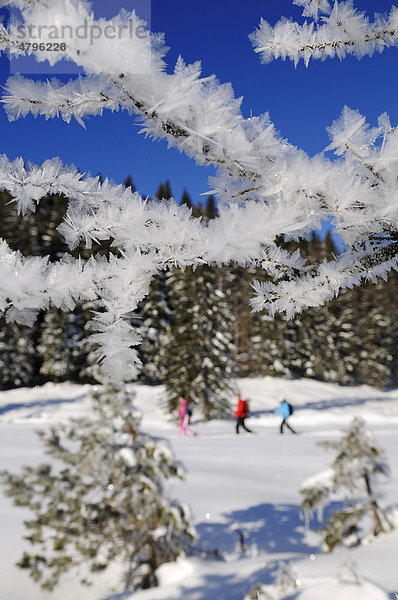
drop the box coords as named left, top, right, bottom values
left=0, top=0, right=398, bottom=598
left=0, top=187, right=396, bottom=397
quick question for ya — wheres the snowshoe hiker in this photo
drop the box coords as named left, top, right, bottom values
left=178, top=396, right=195, bottom=437
left=233, top=396, right=252, bottom=434
left=274, top=397, right=296, bottom=434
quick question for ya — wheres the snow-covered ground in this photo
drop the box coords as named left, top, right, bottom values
left=0, top=377, right=397, bottom=600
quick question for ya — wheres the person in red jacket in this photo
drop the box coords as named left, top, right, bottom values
left=233, top=395, right=253, bottom=434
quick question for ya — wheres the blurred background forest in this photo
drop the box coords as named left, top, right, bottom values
left=1, top=179, right=396, bottom=401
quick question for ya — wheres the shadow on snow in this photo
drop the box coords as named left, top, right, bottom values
left=196, top=502, right=318, bottom=557
left=0, top=393, right=87, bottom=415
left=249, top=392, right=394, bottom=420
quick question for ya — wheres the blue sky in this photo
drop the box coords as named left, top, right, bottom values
left=1, top=0, right=397, bottom=207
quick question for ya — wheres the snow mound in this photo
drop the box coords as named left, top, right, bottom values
left=298, top=577, right=389, bottom=600
left=155, top=557, right=194, bottom=586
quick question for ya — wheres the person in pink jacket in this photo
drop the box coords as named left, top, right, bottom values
left=178, top=396, right=195, bottom=437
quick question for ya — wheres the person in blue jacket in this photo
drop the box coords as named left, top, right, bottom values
left=274, top=397, right=297, bottom=434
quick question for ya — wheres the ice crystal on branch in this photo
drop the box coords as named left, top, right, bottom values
left=251, top=1, right=398, bottom=66
left=293, top=0, right=332, bottom=20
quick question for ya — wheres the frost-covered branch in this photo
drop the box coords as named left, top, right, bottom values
left=0, top=0, right=398, bottom=380
left=1, top=1, right=262, bottom=182
left=251, top=240, right=398, bottom=317
left=0, top=154, right=312, bottom=269
left=0, top=0, right=44, bottom=6
left=0, top=154, right=312, bottom=380
left=250, top=1, right=398, bottom=66
left=0, top=235, right=157, bottom=381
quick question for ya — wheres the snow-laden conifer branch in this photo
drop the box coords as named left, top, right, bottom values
left=2, top=69, right=264, bottom=183
left=1, top=76, right=127, bottom=128
left=0, top=0, right=322, bottom=205
left=3, top=0, right=396, bottom=245
left=0, top=1, right=360, bottom=217
left=0, top=154, right=92, bottom=214
left=0, top=154, right=313, bottom=281
left=0, top=239, right=95, bottom=316
left=323, top=107, right=398, bottom=246
left=250, top=1, right=398, bottom=66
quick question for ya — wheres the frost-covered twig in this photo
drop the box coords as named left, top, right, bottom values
left=251, top=241, right=398, bottom=317
left=250, top=1, right=398, bottom=66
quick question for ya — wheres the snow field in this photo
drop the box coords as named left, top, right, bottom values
left=0, top=376, right=397, bottom=599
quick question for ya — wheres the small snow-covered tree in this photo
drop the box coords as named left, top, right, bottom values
left=300, top=417, right=393, bottom=552
left=245, top=561, right=300, bottom=600
left=0, top=384, right=194, bottom=591
left=0, top=0, right=397, bottom=383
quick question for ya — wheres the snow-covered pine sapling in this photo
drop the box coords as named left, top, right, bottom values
left=246, top=584, right=269, bottom=600
left=0, top=384, right=195, bottom=592
left=246, top=583, right=274, bottom=600
left=300, top=417, right=393, bottom=552
left=338, top=561, right=362, bottom=586
left=274, top=561, right=301, bottom=596
left=245, top=561, right=300, bottom=600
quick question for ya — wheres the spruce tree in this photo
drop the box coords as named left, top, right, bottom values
left=378, top=272, right=398, bottom=388
left=203, top=195, right=217, bottom=220
left=0, top=191, right=70, bottom=387
left=180, top=189, right=203, bottom=218
left=0, top=316, right=36, bottom=389
left=155, top=180, right=173, bottom=201
left=124, top=175, right=136, bottom=192
left=37, top=305, right=88, bottom=383
left=277, top=235, right=340, bottom=381
left=251, top=233, right=360, bottom=384
left=0, top=383, right=194, bottom=591
left=180, top=189, right=193, bottom=209
left=318, top=289, right=359, bottom=384
left=132, top=271, right=172, bottom=385
left=221, top=265, right=259, bottom=377
left=223, top=230, right=395, bottom=386
left=33, top=193, right=69, bottom=260
left=163, top=198, right=235, bottom=420
left=251, top=309, right=290, bottom=378
left=300, top=417, right=393, bottom=552
left=0, top=189, right=36, bottom=257
left=351, top=283, right=394, bottom=388
left=164, top=263, right=236, bottom=421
